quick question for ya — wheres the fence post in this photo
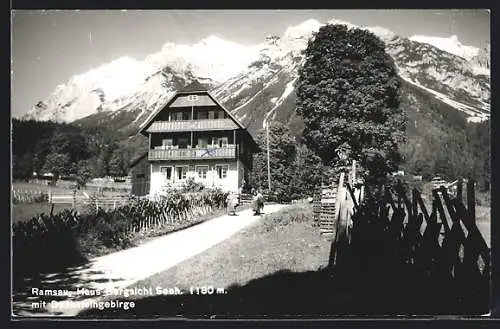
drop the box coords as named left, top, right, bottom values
left=467, top=179, right=475, bottom=220
left=72, top=190, right=76, bottom=208
left=457, top=177, right=463, bottom=203
left=334, top=172, right=346, bottom=231
left=351, top=160, right=356, bottom=186
left=48, top=187, right=52, bottom=203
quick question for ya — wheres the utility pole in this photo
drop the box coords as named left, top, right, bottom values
left=266, top=122, right=271, bottom=193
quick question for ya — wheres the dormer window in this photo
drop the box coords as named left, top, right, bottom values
left=188, top=95, right=199, bottom=101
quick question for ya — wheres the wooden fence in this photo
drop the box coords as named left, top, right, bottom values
left=127, top=200, right=219, bottom=234
left=327, top=178, right=490, bottom=313
left=12, top=189, right=48, bottom=204
left=313, top=171, right=364, bottom=236
left=48, top=190, right=131, bottom=212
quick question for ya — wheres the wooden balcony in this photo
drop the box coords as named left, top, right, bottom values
left=149, top=145, right=237, bottom=161
left=146, top=119, right=238, bottom=133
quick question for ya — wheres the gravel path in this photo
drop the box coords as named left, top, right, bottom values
left=14, top=204, right=288, bottom=317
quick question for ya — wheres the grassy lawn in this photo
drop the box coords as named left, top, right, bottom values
left=78, top=203, right=334, bottom=317
left=12, top=182, right=131, bottom=224
left=73, top=200, right=489, bottom=317
left=11, top=203, right=72, bottom=224
left=130, top=203, right=329, bottom=290
left=13, top=182, right=130, bottom=196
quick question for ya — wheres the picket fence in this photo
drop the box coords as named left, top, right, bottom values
left=322, top=174, right=490, bottom=314
left=48, top=190, right=130, bottom=212
left=12, top=189, right=48, bottom=204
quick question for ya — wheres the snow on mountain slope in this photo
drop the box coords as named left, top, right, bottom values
left=212, top=18, right=490, bottom=135
left=145, top=35, right=261, bottom=82
left=386, top=37, right=490, bottom=115
left=400, top=74, right=488, bottom=122
left=409, top=35, right=480, bottom=60
left=23, top=36, right=259, bottom=123
left=22, top=18, right=490, bottom=137
left=468, top=45, right=490, bottom=76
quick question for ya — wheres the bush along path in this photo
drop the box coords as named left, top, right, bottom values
left=13, top=190, right=229, bottom=278
left=12, top=203, right=289, bottom=317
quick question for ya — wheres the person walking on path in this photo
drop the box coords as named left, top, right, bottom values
left=226, top=191, right=239, bottom=216
left=252, top=189, right=264, bottom=216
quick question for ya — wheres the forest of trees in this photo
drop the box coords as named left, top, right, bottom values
left=401, top=119, right=490, bottom=191
left=12, top=119, right=134, bottom=185
left=249, top=122, right=327, bottom=202
left=249, top=117, right=490, bottom=202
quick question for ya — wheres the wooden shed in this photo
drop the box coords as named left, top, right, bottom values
left=129, top=152, right=150, bottom=196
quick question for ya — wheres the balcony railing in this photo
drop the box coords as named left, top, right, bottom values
left=149, top=145, right=237, bottom=161
left=146, top=119, right=238, bottom=133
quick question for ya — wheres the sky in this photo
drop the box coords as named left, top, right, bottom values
left=11, top=9, right=490, bottom=118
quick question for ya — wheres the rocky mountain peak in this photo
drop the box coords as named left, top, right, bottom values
left=22, top=18, right=490, bottom=131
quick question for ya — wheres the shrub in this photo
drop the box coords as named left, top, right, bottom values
left=13, top=189, right=230, bottom=279
left=180, top=177, right=205, bottom=193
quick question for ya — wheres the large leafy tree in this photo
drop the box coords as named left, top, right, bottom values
left=296, top=24, right=406, bottom=182
left=50, top=129, right=89, bottom=163
left=13, top=152, right=34, bottom=178
left=76, top=160, right=93, bottom=188
left=42, top=153, right=71, bottom=180
left=108, top=149, right=129, bottom=177
left=289, top=144, right=328, bottom=199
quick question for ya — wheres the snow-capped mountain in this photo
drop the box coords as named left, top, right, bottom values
left=210, top=18, right=490, bottom=133
left=23, top=36, right=260, bottom=123
left=22, top=18, right=490, bottom=134
left=409, top=35, right=480, bottom=60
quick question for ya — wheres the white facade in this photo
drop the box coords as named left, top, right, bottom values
left=149, top=159, right=243, bottom=195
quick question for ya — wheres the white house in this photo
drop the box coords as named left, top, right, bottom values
left=130, top=81, right=260, bottom=196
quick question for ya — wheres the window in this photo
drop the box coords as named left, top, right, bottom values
left=188, top=95, right=199, bottom=101
left=208, top=111, right=215, bottom=119
left=216, top=165, right=228, bottom=179
left=160, top=166, right=172, bottom=180
left=162, top=139, right=173, bottom=147
left=175, top=112, right=183, bottom=121
left=197, top=137, right=208, bottom=148
left=198, top=111, right=208, bottom=120
left=178, top=138, right=189, bottom=149
left=196, top=165, right=209, bottom=179
left=213, top=137, right=228, bottom=148
left=176, top=166, right=188, bottom=180
left=182, top=112, right=190, bottom=120
left=217, top=110, right=225, bottom=119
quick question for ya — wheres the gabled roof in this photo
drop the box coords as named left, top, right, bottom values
left=129, top=151, right=148, bottom=168
left=139, top=89, right=245, bottom=135
left=136, top=82, right=260, bottom=152
left=178, top=81, right=210, bottom=93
